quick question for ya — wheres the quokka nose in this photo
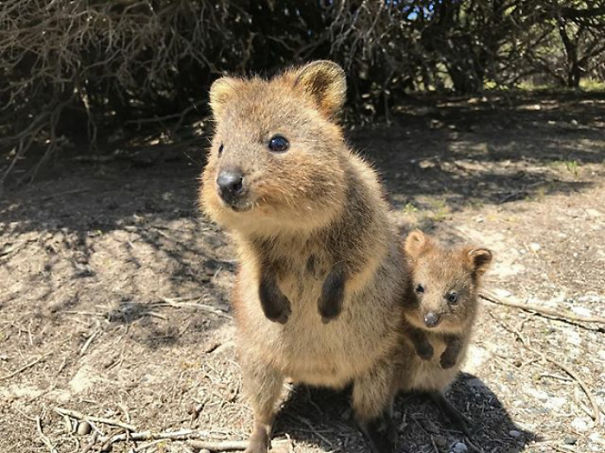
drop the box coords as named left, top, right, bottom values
left=217, top=170, right=244, bottom=199
left=424, top=312, right=440, bottom=328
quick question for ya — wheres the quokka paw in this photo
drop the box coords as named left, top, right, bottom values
left=440, top=353, right=457, bottom=369
left=416, top=343, right=434, bottom=360
left=266, top=302, right=291, bottom=324
left=319, top=303, right=342, bottom=324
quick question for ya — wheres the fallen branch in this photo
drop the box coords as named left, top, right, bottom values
left=36, top=416, right=58, bottom=453
left=480, top=292, right=605, bottom=330
left=98, top=428, right=247, bottom=450
left=0, top=352, right=52, bottom=381
left=54, top=407, right=137, bottom=432
left=187, top=440, right=248, bottom=451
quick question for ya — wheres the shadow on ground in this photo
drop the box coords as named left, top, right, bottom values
left=274, top=373, right=534, bottom=453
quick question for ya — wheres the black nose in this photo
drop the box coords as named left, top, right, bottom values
left=424, top=312, right=440, bottom=328
left=217, top=169, right=244, bottom=201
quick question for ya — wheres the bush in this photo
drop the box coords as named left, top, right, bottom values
left=1, top=1, right=603, bottom=186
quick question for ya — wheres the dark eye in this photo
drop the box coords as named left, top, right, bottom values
left=447, top=292, right=458, bottom=304
left=268, top=135, right=289, bottom=153
left=218, top=143, right=224, bottom=157
left=415, top=284, right=424, bottom=294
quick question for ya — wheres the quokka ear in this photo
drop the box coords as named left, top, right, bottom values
left=465, top=248, right=493, bottom=276
left=404, top=229, right=430, bottom=259
left=209, top=77, right=241, bottom=118
left=293, top=60, right=346, bottom=118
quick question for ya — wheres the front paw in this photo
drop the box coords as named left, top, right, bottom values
left=440, top=352, right=457, bottom=369
left=265, top=302, right=291, bottom=324
left=416, top=342, right=434, bottom=360
left=319, top=302, right=342, bottom=324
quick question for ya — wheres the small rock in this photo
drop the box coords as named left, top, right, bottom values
left=529, top=242, right=541, bottom=252
left=77, top=421, right=91, bottom=435
left=509, top=430, right=521, bottom=438
left=571, top=306, right=592, bottom=317
left=493, top=288, right=512, bottom=298
left=434, top=435, right=447, bottom=449
left=585, top=208, right=600, bottom=218
left=451, top=441, right=468, bottom=453
left=545, top=396, right=567, bottom=410
left=564, top=436, right=577, bottom=445
left=527, top=387, right=549, bottom=401
left=571, top=417, right=591, bottom=432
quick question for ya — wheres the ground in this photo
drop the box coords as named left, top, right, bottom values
left=0, top=92, right=603, bottom=453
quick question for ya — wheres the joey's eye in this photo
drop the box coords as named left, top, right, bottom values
left=415, top=284, right=424, bottom=294
left=218, top=143, right=224, bottom=157
left=268, top=135, right=289, bottom=153
left=446, top=292, right=458, bottom=304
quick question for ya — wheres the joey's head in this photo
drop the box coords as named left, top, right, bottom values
left=200, top=61, right=349, bottom=235
left=403, top=230, right=492, bottom=333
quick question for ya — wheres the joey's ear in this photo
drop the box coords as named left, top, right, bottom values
left=404, top=230, right=430, bottom=259
left=465, top=248, right=493, bottom=276
left=209, top=77, right=241, bottom=118
left=293, top=60, right=346, bottom=118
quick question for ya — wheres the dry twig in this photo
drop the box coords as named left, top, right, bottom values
left=98, top=428, right=247, bottom=450
left=480, top=291, right=605, bottom=331
left=54, top=407, right=137, bottom=432
left=158, top=297, right=231, bottom=319
left=187, top=440, right=248, bottom=451
left=36, top=416, right=58, bottom=453
left=0, top=352, right=52, bottom=381
left=489, top=310, right=602, bottom=425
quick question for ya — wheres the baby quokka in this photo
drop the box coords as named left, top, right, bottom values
left=398, top=229, right=492, bottom=431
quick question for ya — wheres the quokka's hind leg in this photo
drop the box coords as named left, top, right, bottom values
left=352, top=360, right=398, bottom=453
left=241, top=358, right=285, bottom=453
left=428, top=391, right=473, bottom=438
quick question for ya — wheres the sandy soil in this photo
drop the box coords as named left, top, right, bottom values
left=1, top=92, right=604, bottom=453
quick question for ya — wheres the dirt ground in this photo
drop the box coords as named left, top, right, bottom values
left=1, top=92, right=604, bottom=453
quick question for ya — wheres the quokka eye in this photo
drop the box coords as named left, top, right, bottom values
left=268, top=135, right=289, bottom=153
left=218, top=143, right=224, bottom=157
left=446, top=292, right=458, bottom=304
left=415, top=284, right=425, bottom=294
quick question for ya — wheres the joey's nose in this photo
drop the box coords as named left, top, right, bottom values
left=217, top=169, right=244, bottom=202
left=424, top=312, right=440, bottom=328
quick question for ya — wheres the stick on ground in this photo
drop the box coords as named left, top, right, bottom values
left=54, top=407, right=137, bottom=432
left=98, top=428, right=247, bottom=451
left=480, top=292, right=605, bottom=330
left=187, top=440, right=248, bottom=451
left=36, top=416, right=58, bottom=453
left=0, top=352, right=52, bottom=381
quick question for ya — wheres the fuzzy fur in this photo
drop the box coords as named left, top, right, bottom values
left=397, top=230, right=492, bottom=393
left=200, top=61, right=406, bottom=453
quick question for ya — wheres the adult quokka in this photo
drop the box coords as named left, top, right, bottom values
left=200, top=61, right=406, bottom=453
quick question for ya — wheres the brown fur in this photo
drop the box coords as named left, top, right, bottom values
left=200, top=61, right=406, bottom=453
left=397, top=230, right=492, bottom=393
